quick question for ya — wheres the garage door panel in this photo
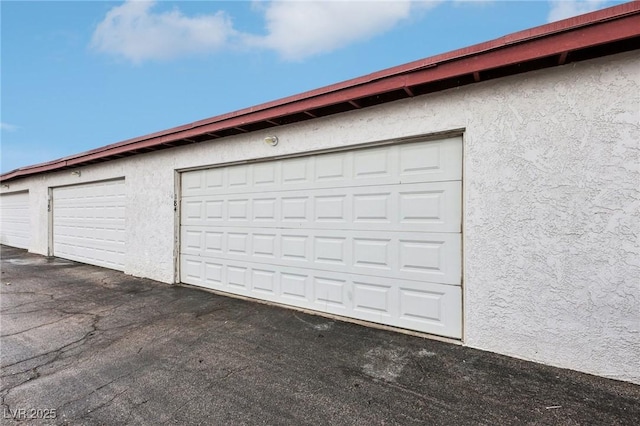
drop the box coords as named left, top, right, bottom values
left=53, top=179, right=126, bottom=271
left=54, top=222, right=125, bottom=243
left=54, top=234, right=125, bottom=251
left=180, top=254, right=461, bottom=337
left=54, top=209, right=125, bottom=223
left=182, top=257, right=205, bottom=285
left=53, top=196, right=124, bottom=206
left=55, top=217, right=125, bottom=230
left=0, top=228, right=30, bottom=248
left=352, top=280, right=395, bottom=318
left=181, top=137, right=461, bottom=198
left=0, top=191, right=30, bottom=249
left=396, top=283, right=462, bottom=338
left=54, top=190, right=124, bottom=203
left=54, top=242, right=124, bottom=268
left=182, top=181, right=461, bottom=233
left=182, top=226, right=460, bottom=285
left=54, top=239, right=125, bottom=268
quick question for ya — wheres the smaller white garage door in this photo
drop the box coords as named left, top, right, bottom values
left=53, top=179, right=126, bottom=270
left=0, top=191, right=30, bottom=249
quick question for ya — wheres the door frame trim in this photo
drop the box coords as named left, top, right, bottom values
left=175, top=129, right=466, bottom=339
left=47, top=187, right=53, bottom=256
left=173, top=170, right=182, bottom=284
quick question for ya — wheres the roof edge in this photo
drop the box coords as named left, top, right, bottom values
left=2, top=2, right=640, bottom=182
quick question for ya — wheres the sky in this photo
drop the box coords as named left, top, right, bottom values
left=0, top=0, right=627, bottom=173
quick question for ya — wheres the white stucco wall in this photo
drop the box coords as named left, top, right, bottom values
left=2, top=51, right=638, bottom=383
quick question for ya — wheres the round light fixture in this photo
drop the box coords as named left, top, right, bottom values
left=264, top=136, right=278, bottom=146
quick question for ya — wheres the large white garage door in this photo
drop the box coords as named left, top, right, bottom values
left=0, top=191, right=30, bottom=249
left=53, top=179, right=126, bottom=271
left=181, top=137, right=462, bottom=338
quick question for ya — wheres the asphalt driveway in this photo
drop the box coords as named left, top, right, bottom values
left=1, top=245, right=639, bottom=425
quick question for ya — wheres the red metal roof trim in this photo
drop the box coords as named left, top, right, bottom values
left=2, top=2, right=639, bottom=182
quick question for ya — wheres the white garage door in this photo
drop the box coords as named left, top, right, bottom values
left=53, top=179, right=126, bottom=271
left=0, top=191, right=30, bottom=249
left=180, top=137, right=462, bottom=338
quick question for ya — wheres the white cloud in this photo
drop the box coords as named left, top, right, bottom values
left=1, top=122, right=18, bottom=132
left=91, top=1, right=442, bottom=63
left=250, top=1, right=416, bottom=61
left=91, top=1, right=236, bottom=63
left=547, top=0, right=606, bottom=22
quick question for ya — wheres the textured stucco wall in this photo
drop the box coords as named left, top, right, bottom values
left=2, top=51, right=638, bottom=383
left=459, top=53, right=640, bottom=384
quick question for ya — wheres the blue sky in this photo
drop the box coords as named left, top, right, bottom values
left=0, top=0, right=625, bottom=173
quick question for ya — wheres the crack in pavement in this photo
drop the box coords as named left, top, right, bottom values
left=1, top=304, right=47, bottom=315
left=122, top=398, right=150, bottom=425
left=0, top=291, right=56, bottom=297
left=1, top=313, right=99, bottom=419
left=0, top=315, right=73, bottom=338
left=0, top=352, right=57, bottom=381
left=1, top=301, right=162, bottom=398
left=218, top=366, right=249, bottom=381
left=0, top=313, right=99, bottom=370
left=0, top=307, right=61, bottom=315
left=79, top=389, right=129, bottom=421
left=55, top=373, right=130, bottom=413
left=0, top=297, right=57, bottom=313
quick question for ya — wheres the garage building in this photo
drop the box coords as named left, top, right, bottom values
left=1, top=4, right=639, bottom=384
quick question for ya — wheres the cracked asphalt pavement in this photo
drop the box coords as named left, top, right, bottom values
left=1, top=245, right=639, bottom=425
